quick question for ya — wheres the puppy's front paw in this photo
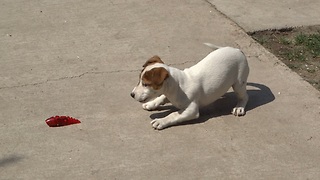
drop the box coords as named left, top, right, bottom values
left=232, top=107, right=246, bottom=116
left=150, top=119, right=169, bottom=130
left=142, top=101, right=158, bottom=111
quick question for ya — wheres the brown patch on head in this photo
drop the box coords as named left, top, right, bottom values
left=142, top=67, right=169, bottom=90
left=142, top=55, right=164, bottom=68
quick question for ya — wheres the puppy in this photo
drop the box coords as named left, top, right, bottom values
left=131, top=43, right=249, bottom=130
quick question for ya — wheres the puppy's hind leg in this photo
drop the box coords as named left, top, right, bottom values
left=142, top=94, right=168, bottom=111
left=231, top=81, right=248, bottom=116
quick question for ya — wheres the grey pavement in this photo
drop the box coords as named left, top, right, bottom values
left=208, top=0, right=320, bottom=32
left=1, top=0, right=320, bottom=179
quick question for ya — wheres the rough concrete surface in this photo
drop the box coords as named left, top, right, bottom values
left=0, top=0, right=320, bottom=179
left=208, top=0, right=320, bottom=32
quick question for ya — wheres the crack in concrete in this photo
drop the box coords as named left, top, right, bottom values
left=0, top=60, right=197, bottom=90
left=0, top=69, right=139, bottom=90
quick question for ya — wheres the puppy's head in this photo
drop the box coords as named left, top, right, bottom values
left=130, top=56, right=169, bottom=103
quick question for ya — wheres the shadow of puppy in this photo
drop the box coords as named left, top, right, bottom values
left=149, top=82, right=275, bottom=128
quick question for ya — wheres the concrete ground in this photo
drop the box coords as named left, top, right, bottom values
left=208, top=0, right=320, bottom=32
left=1, top=0, right=320, bottom=179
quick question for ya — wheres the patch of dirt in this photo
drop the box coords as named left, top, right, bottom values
left=250, top=25, right=320, bottom=91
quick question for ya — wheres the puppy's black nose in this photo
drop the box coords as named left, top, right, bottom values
left=130, top=92, right=135, bottom=98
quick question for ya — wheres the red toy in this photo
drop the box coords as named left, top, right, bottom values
left=45, top=116, right=81, bottom=127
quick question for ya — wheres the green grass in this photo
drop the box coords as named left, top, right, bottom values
left=251, top=27, right=320, bottom=91
left=254, top=36, right=268, bottom=45
left=278, top=32, right=320, bottom=61
left=283, top=50, right=306, bottom=61
left=254, top=31, right=320, bottom=61
left=279, top=37, right=291, bottom=45
left=294, top=33, right=308, bottom=45
left=294, top=33, right=320, bottom=57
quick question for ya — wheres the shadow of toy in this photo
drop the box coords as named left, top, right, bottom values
left=150, top=82, right=275, bottom=128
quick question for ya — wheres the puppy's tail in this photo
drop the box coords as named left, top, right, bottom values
left=203, top=43, right=222, bottom=49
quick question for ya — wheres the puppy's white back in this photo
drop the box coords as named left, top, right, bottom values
left=184, top=47, right=248, bottom=107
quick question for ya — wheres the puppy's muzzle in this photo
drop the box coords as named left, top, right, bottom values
left=130, top=92, right=148, bottom=103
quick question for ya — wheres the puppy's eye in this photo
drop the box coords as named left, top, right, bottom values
left=142, top=82, right=149, bottom=87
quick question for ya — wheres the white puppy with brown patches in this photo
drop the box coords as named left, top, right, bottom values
left=131, top=43, right=249, bottom=130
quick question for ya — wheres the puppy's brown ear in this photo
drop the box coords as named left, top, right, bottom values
left=142, top=67, right=169, bottom=90
left=143, top=55, right=164, bottom=68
